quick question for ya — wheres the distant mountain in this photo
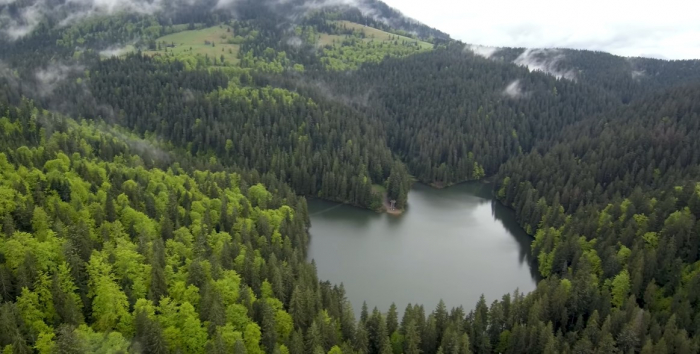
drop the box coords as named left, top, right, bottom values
left=488, top=46, right=700, bottom=100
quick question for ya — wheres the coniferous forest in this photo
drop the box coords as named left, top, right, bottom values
left=1, top=0, right=700, bottom=353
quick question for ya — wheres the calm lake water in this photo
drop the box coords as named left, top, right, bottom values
left=307, top=182, right=538, bottom=316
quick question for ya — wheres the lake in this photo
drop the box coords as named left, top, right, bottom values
left=307, top=182, right=538, bottom=316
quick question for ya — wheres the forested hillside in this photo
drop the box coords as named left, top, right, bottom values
left=1, top=0, right=700, bottom=353
left=493, top=84, right=700, bottom=352
left=300, top=43, right=618, bottom=184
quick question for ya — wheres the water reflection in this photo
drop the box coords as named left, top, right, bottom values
left=490, top=199, right=541, bottom=281
left=307, top=182, right=538, bottom=315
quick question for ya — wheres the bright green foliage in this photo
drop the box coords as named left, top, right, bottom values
left=216, top=324, right=244, bottom=351
left=240, top=49, right=289, bottom=73
left=537, top=250, right=555, bottom=278
left=616, top=245, right=632, bottom=266
left=532, top=227, right=561, bottom=277
left=17, top=288, right=51, bottom=337
left=214, top=270, right=241, bottom=306
left=248, top=184, right=272, bottom=209
left=244, top=322, right=264, bottom=354
left=584, top=249, right=603, bottom=278
left=560, top=279, right=572, bottom=293
left=0, top=101, right=327, bottom=354
left=87, top=253, right=133, bottom=333
left=111, top=237, right=151, bottom=301
left=75, top=325, right=132, bottom=354
left=275, top=309, right=294, bottom=341
left=611, top=270, right=631, bottom=307
left=34, top=332, right=55, bottom=354
left=1, top=232, right=62, bottom=273
left=643, top=232, right=659, bottom=249
left=317, top=21, right=432, bottom=71
left=390, top=331, right=404, bottom=354
left=31, top=207, right=51, bottom=241
left=320, top=37, right=430, bottom=71
left=179, top=302, right=208, bottom=354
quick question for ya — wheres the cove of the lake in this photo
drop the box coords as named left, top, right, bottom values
left=307, top=182, right=539, bottom=316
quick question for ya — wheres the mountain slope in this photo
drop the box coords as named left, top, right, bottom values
left=2, top=0, right=700, bottom=353
left=0, top=96, right=325, bottom=354
left=493, top=83, right=700, bottom=349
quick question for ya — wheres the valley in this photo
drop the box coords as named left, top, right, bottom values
left=0, top=0, right=699, bottom=353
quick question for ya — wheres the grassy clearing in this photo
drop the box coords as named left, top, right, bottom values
left=317, top=21, right=433, bottom=49
left=372, top=184, right=387, bottom=194
left=315, top=20, right=433, bottom=70
left=142, top=25, right=241, bottom=66
left=318, top=33, right=346, bottom=47
left=331, top=21, right=433, bottom=49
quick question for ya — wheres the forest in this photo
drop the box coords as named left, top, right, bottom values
left=0, top=0, right=700, bottom=353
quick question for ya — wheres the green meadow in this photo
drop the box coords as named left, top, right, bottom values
left=142, top=25, right=241, bottom=66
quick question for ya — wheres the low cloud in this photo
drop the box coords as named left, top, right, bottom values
left=312, top=80, right=373, bottom=107
left=1, top=3, right=44, bottom=40
left=286, top=36, right=303, bottom=48
left=1, top=0, right=170, bottom=39
left=215, top=0, right=238, bottom=9
left=99, top=44, right=133, bottom=57
left=298, top=0, right=386, bottom=21
left=465, top=44, right=499, bottom=59
left=284, top=73, right=373, bottom=107
left=292, top=0, right=421, bottom=32
left=0, top=60, right=16, bottom=79
left=0, top=60, right=22, bottom=93
left=182, top=88, right=195, bottom=102
left=59, top=0, right=169, bottom=27
left=35, top=63, right=85, bottom=96
left=631, top=70, right=645, bottom=80
left=1, top=0, right=425, bottom=42
left=502, top=80, right=527, bottom=98
left=78, top=119, right=172, bottom=165
left=513, top=48, right=576, bottom=80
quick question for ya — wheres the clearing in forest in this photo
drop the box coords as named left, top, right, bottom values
left=143, top=25, right=241, bottom=66
left=317, top=21, right=433, bottom=70
left=318, top=20, right=433, bottom=49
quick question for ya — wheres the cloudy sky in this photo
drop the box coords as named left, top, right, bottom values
left=382, top=0, right=700, bottom=60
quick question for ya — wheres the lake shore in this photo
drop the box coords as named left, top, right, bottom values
left=307, top=182, right=538, bottom=318
left=382, top=194, right=404, bottom=216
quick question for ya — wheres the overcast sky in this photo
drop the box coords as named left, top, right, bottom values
left=381, top=0, right=700, bottom=60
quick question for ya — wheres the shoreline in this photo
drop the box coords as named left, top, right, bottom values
left=382, top=194, right=404, bottom=216
left=307, top=179, right=497, bottom=216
